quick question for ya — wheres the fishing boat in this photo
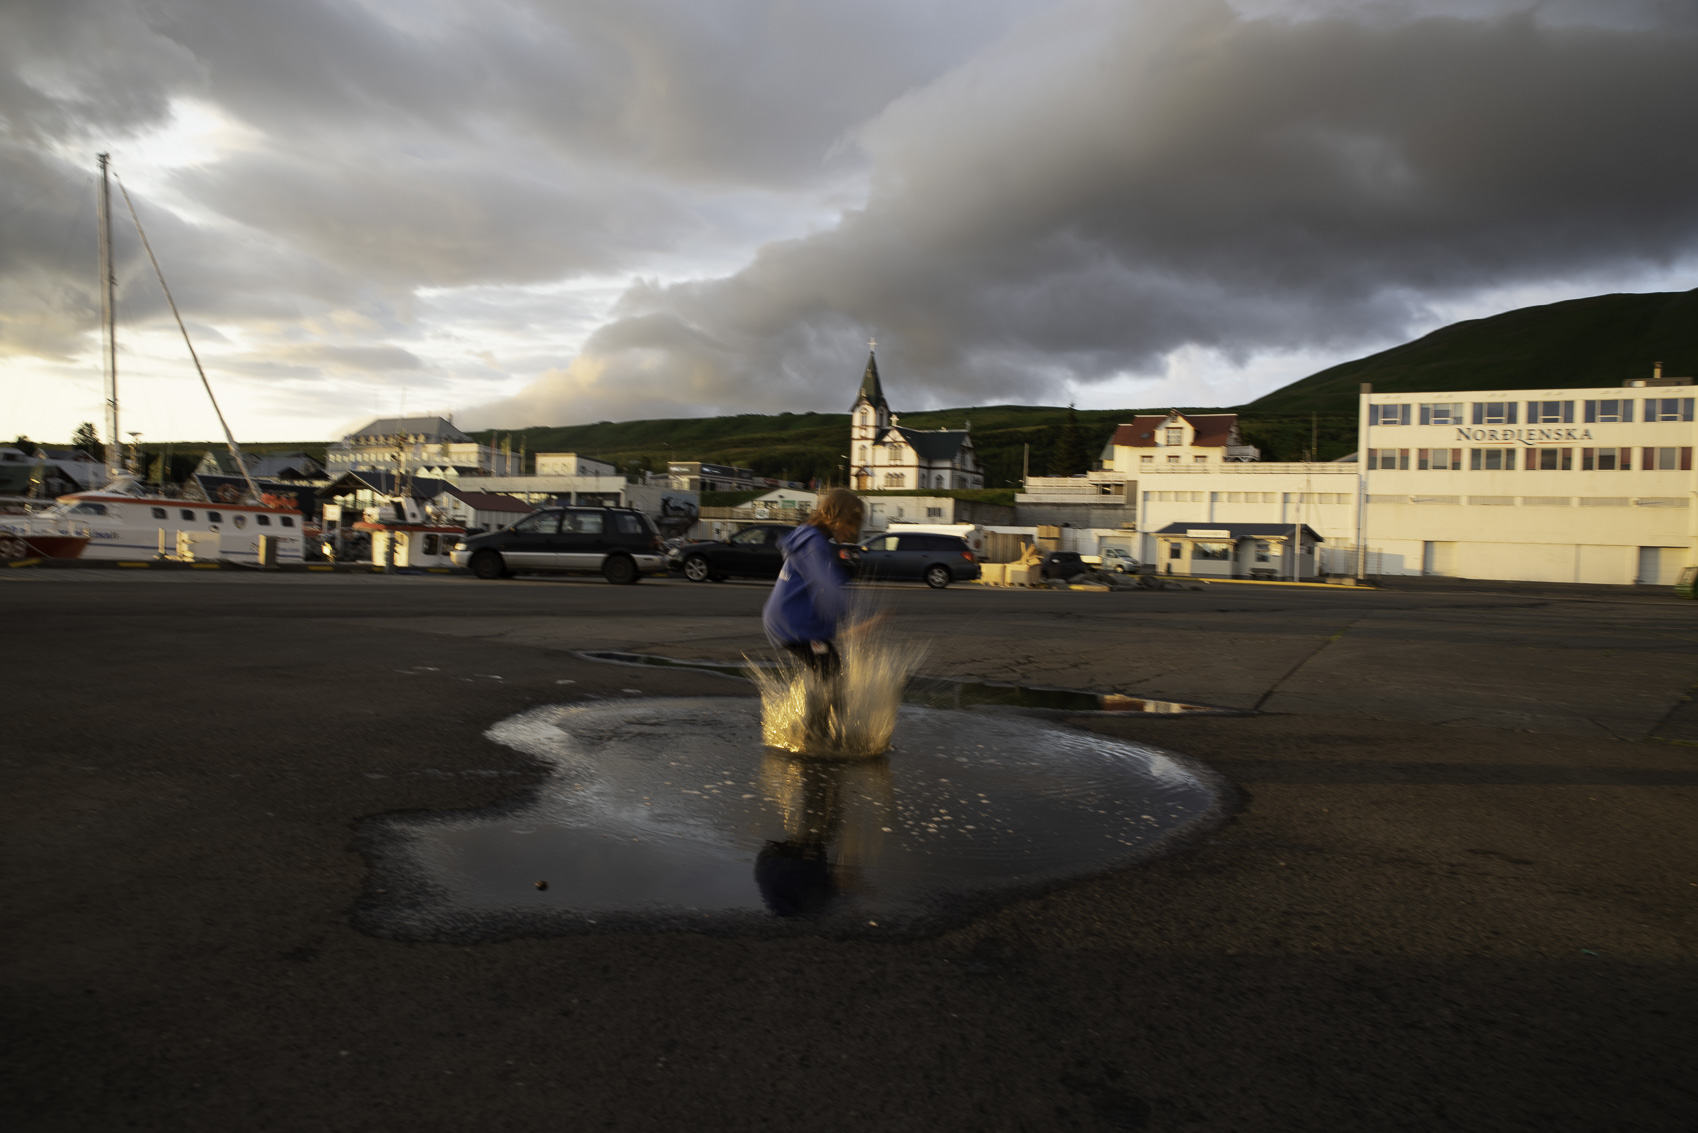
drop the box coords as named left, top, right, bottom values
left=5, top=155, right=303, bottom=564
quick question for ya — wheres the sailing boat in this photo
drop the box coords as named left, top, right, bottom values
left=1, top=155, right=304, bottom=565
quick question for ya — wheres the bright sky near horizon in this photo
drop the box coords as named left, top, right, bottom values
left=4, top=0, right=1698, bottom=445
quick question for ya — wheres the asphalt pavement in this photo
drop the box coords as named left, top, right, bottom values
left=4, top=571, right=1695, bottom=1131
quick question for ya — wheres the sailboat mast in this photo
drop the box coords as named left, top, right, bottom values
left=97, top=153, right=122, bottom=480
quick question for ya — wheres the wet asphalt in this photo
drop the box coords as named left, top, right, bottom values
left=3, top=571, right=1696, bottom=1132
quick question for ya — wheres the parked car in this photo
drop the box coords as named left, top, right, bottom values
left=855, top=532, right=980, bottom=589
left=451, top=506, right=666, bottom=583
left=1095, top=546, right=1141, bottom=573
left=1038, top=550, right=1089, bottom=582
left=670, top=524, right=797, bottom=582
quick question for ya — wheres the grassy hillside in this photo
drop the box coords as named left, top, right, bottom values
left=473, top=405, right=1155, bottom=488
left=1250, top=288, right=1698, bottom=415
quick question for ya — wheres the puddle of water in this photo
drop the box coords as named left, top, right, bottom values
left=574, top=650, right=1233, bottom=716
left=354, top=698, right=1230, bottom=942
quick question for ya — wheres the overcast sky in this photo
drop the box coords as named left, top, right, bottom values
left=5, top=0, right=1698, bottom=445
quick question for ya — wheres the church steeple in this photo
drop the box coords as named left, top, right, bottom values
left=852, top=347, right=888, bottom=414
left=849, top=342, right=890, bottom=491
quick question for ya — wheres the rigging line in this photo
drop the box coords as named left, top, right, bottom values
left=111, top=169, right=263, bottom=506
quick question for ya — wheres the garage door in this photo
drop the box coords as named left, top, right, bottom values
left=1637, top=546, right=1689, bottom=585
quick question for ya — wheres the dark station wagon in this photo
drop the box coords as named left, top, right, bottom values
left=451, top=506, right=667, bottom=584
left=855, top=532, right=980, bottom=589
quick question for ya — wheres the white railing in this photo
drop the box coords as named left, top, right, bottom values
left=1135, top=462, right=1356, bottom=476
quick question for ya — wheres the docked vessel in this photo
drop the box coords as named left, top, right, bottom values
left=5, top=154, right=304, bottom=564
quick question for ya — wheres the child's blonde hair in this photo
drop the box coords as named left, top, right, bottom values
left=807, top=488, right=864, bottom=535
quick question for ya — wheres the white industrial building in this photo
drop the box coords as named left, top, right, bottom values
left=1356, top=382, right=1694, bottom=585
left=1035, top=379, right=1696, bottom=586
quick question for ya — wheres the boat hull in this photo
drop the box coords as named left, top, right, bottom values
left=13, top=534, right=91, bottom=559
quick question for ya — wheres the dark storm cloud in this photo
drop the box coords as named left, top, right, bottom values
left=8, top=0, right=1698, bottom=438
left=2, top=0, right=1040, bottom=406
left=473, top=0, right=1698, bottom=426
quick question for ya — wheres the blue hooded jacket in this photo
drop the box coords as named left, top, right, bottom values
left=762, top=523, right=850, bottom=645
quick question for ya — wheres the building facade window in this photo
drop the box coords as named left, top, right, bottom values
left=1192, top=455, right=1208, bottom=463
left=1191, top=542, right=1232, bottom=561
left=1140, top=455, right=1153, bottom=464
left=1526, top=400, right=1574, bottom=424
left=1367, top=448, right=1410, bottom=470
left=1369, top=404, right=1410, bottom=426
left=1530, top=447, right=1574, bottom=470
left=1643, top=446, right=1693, bottom=471
left=1583, top=399, right=1634, bottom=423
left=1419, top=402, right=1464, bottom=425
left=1580, top=447, right=1632, bottom=471
left=1418, top=448, right=1462, bottom=470
left=1473, top=402, right=1518, bottom=425
left=1470, top=448, right=1518, bottom=470
left=1164, top=427, right=1183, bottom=445
left=1644, top=397, right=1695, bottom=422
left=883, top=473, right=905, bottom=487
left=1167, top=455, right=1180, bottom=464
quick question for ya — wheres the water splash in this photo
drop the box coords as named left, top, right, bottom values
left=747, top=622, right=928, bottom=758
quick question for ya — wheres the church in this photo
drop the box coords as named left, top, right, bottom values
left=849, top=350, right=985, bottom=491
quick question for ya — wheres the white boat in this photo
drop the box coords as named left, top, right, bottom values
left=5, top=154, right=304, bottom=564
left=25, top=472, right=304, bottom=563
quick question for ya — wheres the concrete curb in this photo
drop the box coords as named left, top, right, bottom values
left=4, top=557, right=467, bottom=576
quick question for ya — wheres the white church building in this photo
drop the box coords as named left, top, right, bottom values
left=850, top=350, right=984, bottom=491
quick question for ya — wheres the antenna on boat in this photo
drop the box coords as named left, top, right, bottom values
left=97, top=154, right=122, bottom=482
left=110, top=163, right=264, bottom=506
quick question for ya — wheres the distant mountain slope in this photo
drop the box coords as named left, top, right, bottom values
left=1250, top=289, right=1698, bottom=415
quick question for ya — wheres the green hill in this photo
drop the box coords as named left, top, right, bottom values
left=471, top=404, right=1188, bottom=488
left=1250, top=288, right=1698, bottom=415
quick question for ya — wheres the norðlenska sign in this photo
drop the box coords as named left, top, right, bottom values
left=1454, top=427, right=1594, bottom=444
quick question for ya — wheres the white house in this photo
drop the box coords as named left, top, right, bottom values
left=1099, top=410, right=1260, bottom=471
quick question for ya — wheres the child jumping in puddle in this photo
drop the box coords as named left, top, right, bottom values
left=762, top=488, right=863, bottom=680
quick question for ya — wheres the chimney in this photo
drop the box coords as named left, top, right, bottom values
left=1654, top=361, right=1663, bottom=380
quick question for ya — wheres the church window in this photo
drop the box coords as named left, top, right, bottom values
left=858, top=446, right=868, bottom=463
left=883, top=473, right=905, bottom=488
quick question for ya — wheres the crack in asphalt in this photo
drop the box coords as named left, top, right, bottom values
left=1253, top=617, right=1364, bottom=713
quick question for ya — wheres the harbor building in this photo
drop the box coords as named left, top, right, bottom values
left=1021, top=377, right=1696, bottom=585
left=1356, top=382, right=1695, bottom=584
left=326, top=416, right=520, bottom=479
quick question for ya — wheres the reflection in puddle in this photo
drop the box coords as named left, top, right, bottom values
left=354, top=698, right=1229, bottom=941
left=575, top=650, right=1238, bottom=716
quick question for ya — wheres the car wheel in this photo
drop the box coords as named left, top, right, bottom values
left=1113, top=564, right=1127, bottom=573
left=924, top=564, right=951, bottom=589
left=470, top=550, right=507, bottom=580
left=602, top=555, right=639, bottom=585
left=683, top=555, right=712, bottom=582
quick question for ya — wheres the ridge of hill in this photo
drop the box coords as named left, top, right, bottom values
left=1250, top=288, right=1698, bottom=415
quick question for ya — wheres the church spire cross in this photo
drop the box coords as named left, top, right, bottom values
left=867, top=336, right=877, bottom=352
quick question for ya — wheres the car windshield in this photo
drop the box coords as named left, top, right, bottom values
left=730, top=528, right=768, bottom=545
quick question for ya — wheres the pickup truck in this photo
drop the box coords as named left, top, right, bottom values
left=1079, top=546, right=1142, bottom=573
